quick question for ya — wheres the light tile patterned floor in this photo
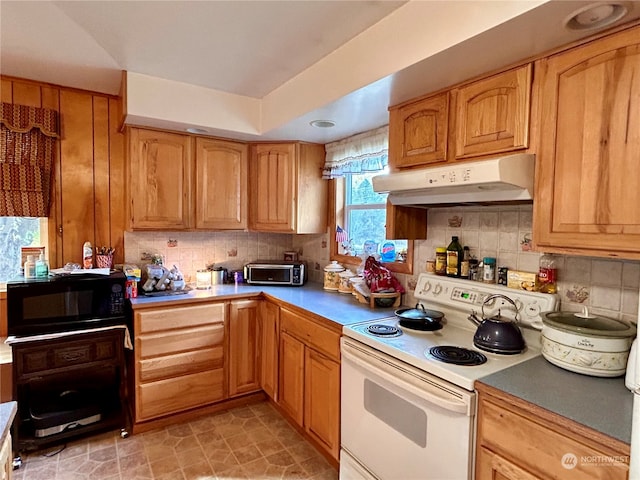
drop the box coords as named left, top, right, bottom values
left=13, top=401, right=338, bottom=480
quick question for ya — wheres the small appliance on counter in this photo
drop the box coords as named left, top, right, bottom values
left=244, top=261, right=306, bottom=286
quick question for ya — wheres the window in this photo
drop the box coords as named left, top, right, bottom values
left=0, top=217, right=48, bottom=284
left=340, top=170, right=408, bottom=262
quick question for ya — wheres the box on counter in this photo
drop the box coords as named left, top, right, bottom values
left=507, top=270, right=540, bottom=291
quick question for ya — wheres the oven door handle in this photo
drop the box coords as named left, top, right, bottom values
left=342, top=340, right=471, bottom=415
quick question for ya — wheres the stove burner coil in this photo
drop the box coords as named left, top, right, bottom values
left=366, top=324, right=402, bottom=337
left=428, top=346, right=487, bottom=366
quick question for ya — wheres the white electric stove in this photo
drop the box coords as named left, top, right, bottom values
left=340, top=274, right=559, bottom=480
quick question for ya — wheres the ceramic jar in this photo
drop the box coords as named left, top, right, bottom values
left=323, top=261, right=344, bottom=291
left=338, top=269, right=356, bottom=294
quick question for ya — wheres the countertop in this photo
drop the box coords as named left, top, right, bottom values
left=478, top=356, right=633, bottom=444
left=0, top=401, right=16, bottom=445
left=130, top=282, right=398, bottom=326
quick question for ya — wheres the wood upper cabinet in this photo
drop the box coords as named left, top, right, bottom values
left=259, top=300, right=280, bottom=400
left=278, top=308, right=340, bottom=461
left=133, top=303, right=226, bottom=423
left=249, top=143, right=327, bottom=233
left=533, top=26, right=640, bottom=259
left=454, top=64, right=532, bottom=159
left=476, top=383, right=629, bottom=480
left=129, top=128, right=193, bottom=229
left=195, top=138, right=248, bottom=230
left=388, top=92, right=449, bottom=168
left=228, top=299, right=260, bottom=397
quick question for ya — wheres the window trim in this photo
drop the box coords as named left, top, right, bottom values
left=329, top=178, right=413, bottom=275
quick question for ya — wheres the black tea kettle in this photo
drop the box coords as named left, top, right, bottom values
left=468, top=294, right=526, bottom=354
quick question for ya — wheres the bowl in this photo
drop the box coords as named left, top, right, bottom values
left=374, top=297, right=397, bottom=308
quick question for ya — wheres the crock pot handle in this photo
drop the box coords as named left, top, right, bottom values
left=481, top=294, right=520, bottom=323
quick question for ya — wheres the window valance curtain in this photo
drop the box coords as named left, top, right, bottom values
left=0, top=102, right=59, bottom=217
left=322, top=125, right=388, bottom=179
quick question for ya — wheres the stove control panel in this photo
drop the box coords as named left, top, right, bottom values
left=414, top=274, right=559, bottom=329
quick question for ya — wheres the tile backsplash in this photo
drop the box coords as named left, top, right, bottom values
left=124, top=205, right=639, bottom=326
left=124, top=231, right=293, bottom=282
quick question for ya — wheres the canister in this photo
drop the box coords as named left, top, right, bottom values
left=323, top=261, right=344, bottom=291
left=338, top=269, right=356, bottom=294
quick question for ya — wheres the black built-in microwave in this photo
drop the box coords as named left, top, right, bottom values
left=7, top=272, right=129, bottom=336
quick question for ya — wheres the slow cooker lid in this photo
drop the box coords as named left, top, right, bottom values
left=543, top=307, right=636, bottom=338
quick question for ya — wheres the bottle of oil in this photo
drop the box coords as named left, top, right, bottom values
left=446, top=236, right=463, bottom=277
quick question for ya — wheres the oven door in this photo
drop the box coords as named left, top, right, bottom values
left=340, top=338, right=475, bottom=480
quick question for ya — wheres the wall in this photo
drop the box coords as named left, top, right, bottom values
left=1, top=76, right=126, bottom=267
left=299, top=205, right=640, bottom=326
left=124, top=231, right=293, bottom=283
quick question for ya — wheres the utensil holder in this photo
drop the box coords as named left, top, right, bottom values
left=95, top=254, right=113, bottom=269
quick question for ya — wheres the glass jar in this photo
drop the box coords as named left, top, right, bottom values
left=435, top=248, right=447, bottom=276
left=196, top=270, right=212, bottom=289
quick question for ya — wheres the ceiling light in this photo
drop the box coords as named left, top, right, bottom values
left=564, top=2, right=629, bottom=31
left=310, top=120, right=336, bottom=128
left=186, top=127, right=208, bottom=134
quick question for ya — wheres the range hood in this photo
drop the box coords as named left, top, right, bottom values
left=373, top=154, right=535, bottom=206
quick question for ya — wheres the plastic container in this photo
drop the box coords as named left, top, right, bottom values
left=483, top=257, right=496, bottom=283
left=83, top=241, right=93, bottom=269
left=35, top=253, right=49, bottom=278
left=380, top=241, right=396, bottom=262
left=435, top=248, right=447, bottom=276
left=24, top=255, right=36, bottom=279
left=538, top=253, right=557, bottom=293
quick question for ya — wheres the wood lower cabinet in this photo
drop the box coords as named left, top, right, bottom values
left=259, top=300, right=280, bottom=400
left=1, top=432, right=11, bottom=480
left=475, top=383, right=629, bottom=480
left=228, top=299, right=260, bottom=397
left=134, top=303, right=226, bottom=423
left=388, top=92, right=449, bottom=168
left=249, top=143, right=327, bottom=233
left=278, top=308, right=340, bottom=461
left=533, top=25, right=640, bottom=259
left=454, top=64, right=531, bottom=159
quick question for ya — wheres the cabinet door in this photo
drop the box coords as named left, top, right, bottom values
left=278, top=331, right=305, bottom=426
left=534, top=27, right=640, bottom=258
left=1, top=432, right=11, bottom=480
left=249, top=144, right=296, bottom=232
left=129, top=129, right=192, bottom=229
left=455, top=64, right=531, bottom=159
left=195, top=138, right=248, bottom=230
left=259, top=301, right=280, bottom=400
left=389, top=92, right=449, bottom=168
left=476, top=446, right=539, bottom=480
left=229, top=300, right=260, bottom=397
left=304, top=348, right=340, bottom=461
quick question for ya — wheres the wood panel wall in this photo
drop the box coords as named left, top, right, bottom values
left=1, top=76, right=126, bottom=269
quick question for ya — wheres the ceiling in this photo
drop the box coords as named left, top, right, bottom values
left=2, top=1, right=639, bottom=144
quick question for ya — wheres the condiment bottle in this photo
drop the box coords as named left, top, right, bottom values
left=460, top=246, right=470, bottom=279
left=538, top=253, right=557, bottom=293
left=483, top=257, right=496, bottom=283
left=446, top=236, right=463, bottom=277
left=83, top=241, right=93, bottom=269
left=435, top=248, right=447, bottom=276
left=24, top=255, right=36, bottom=279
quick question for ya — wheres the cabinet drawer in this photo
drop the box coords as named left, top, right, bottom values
left=15, top=332, right=122, bottom=377
left=139, top=346, right=223, bottom=382
left=137, top=303, right=225, bottom=333
left=479, top=398, right=628, bottom=479
left=138, top=323, right=224, bottom=358
left=280, top=309, right=339, bottom=361
left=137, top=368, right=225, bottom=421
